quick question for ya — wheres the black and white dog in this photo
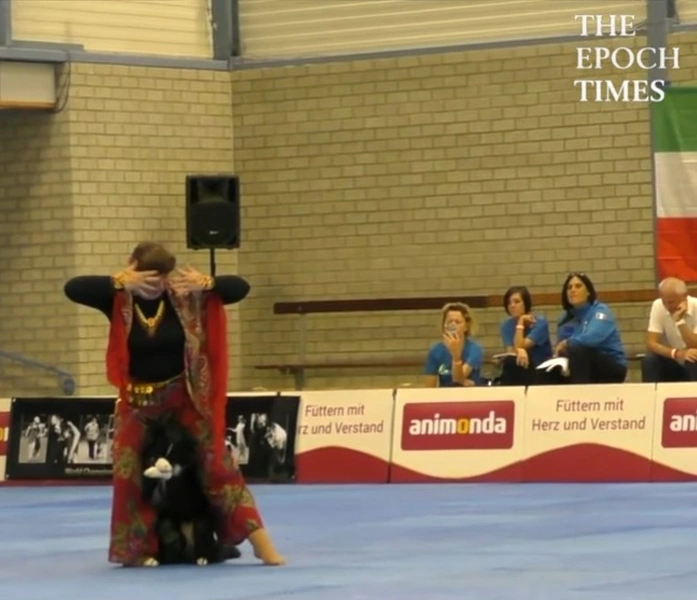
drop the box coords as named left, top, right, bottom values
left=141, top=416, right=223, bottom=566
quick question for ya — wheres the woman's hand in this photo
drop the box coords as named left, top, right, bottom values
left=554, top=340, right=568, bottom=357
left=515, top=348, right=529, bottom=368
left=169, top=266, right=213, bottom=296
left=113, top=265, right=161, bottom=296
left=443, top=331, right=464, bottom=359
left=518, top=314, right=535, bottom=328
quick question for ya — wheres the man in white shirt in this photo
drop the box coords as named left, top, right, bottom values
left=643, top=277, right=697, bottom=382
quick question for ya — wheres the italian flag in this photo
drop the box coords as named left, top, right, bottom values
left=654, top=87, right=697, bottom=282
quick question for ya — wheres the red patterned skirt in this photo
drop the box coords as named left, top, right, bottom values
left=108, top=376, right=263, bottom=566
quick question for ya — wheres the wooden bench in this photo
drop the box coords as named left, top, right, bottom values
left=256, top=289, right=657, bottom=389
left=254, top=353, right=647, bottom=390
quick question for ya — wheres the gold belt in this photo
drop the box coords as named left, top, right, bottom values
left=126, top=373, right=183, bottom=407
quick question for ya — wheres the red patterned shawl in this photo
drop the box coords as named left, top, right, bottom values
left=106, top=290, right=228, bottom=461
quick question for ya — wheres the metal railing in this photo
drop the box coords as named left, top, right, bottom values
left=0, top=348, right=75, bottom=395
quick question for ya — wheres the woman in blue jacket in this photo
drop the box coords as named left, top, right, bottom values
left=555, top=272, right=627, bottom=384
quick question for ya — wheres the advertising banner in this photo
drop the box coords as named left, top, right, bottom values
left=521, top=384, right=656, bottom=482
left=390, top=387, right=526, bottom=482
left=5, top=396, right=116, bottom=481
left=651, top=382, right=697, bottom=481
left=224, top=393, right=300, bottom=482
left=294, top=389, right=394, bottom=483
left=5, top=394, right=301, bottom=484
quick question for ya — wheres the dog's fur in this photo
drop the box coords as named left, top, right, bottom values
left=141, top=415, right=221, bottom=566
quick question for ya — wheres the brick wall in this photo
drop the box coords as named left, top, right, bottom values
left=0, top=108, right=77, bottom=396
left=232, top=32, right=697, bottom=391
left=2, top=32, right=696, bottom=397
left=0, top=63, right=237, bottom=397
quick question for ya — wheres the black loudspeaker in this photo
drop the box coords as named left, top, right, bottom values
left=185, top=175, right=240, bottom=249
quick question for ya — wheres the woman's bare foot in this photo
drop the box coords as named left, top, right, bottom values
left=254, top=549, right=286, bottom=566
left=254, top=550, right=286, bottom=566
left=122, top=556, right=159, bottom=568
left=249, top=529, right=286, bottom=566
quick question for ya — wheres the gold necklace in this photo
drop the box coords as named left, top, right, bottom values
left=134, top=300, right=165, bottom=338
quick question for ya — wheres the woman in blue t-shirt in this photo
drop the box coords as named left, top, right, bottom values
left=498, top=285, right=555, bottom=386
left=424, top=302, right=484, bottom=387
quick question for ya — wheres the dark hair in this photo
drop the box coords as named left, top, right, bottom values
left=503, top=286, right=532, bottom=315
left=559, top=272, right=597, bottom=324
left=130, top=242, right=176, bottom=275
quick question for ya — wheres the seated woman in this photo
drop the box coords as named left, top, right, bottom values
left=424, top=302, right=484, bottom=387
left=554, top=272, right=627, bottom=384
left=498, top=286, right=554, bottom=386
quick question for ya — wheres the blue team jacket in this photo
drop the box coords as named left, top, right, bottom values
left=557, top=301, right=627, bottom=366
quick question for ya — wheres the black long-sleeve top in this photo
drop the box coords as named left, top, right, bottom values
left=64, top=275, right=250, bottom=382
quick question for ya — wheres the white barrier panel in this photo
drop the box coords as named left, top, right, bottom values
left=651, top=383, right=697, bottom=481
left=294, top=389, right=394, bottom=483
left=5, top=383, right=697, bottom=486
left=0, top=397, right=10, bottom=482
left=390, top=387, right=526, bottom=482
left=521, top=384, right=656, bottom=482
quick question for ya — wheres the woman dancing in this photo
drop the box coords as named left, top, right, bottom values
left=64, top=241, right=285, bottom=567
